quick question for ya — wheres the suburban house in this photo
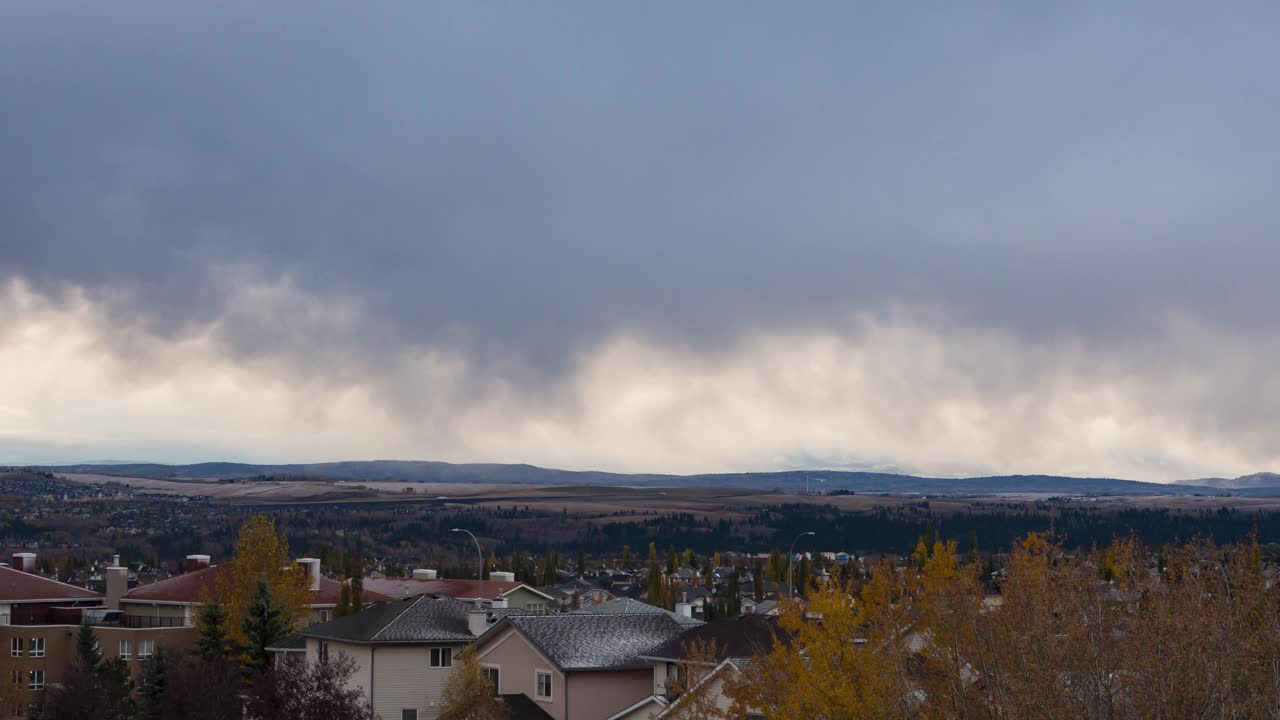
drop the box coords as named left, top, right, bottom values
left=0, top=554, right=192, bottom=720
left=120, top=555, right=391, bottom=628
left=471, top=613, right=688, bottom=720
left=363, top=571, right=554, bottom=611
left=295, top=595, right=501, bottom=720
left=610, top=615, right=785, bottom=720
left=542, top=578, right=613, bottom=612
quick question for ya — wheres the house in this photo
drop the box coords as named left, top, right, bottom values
left=0, top=554, right=192, bottom=720
left=363, top=572, right=554, bottom=612
left=611, top=615, right=786, bottom=720
left=295, top=595, right=491, bottom=719
left=120, top=554, right=391, bottom=628
left=542, top=578, right=613, bottom=612
left=471, top=613, right=688, bottom=720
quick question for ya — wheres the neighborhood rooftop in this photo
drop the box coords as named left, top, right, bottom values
left=298, top=595, right=480, bottom=644
left=494, top=613, right=687, bottom=671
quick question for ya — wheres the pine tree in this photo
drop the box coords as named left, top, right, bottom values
left=336, top=582, right=352, bottom=618
left=242, top=578, right=288, bottom=679
left=967, top=530, right=980, bottom=566
left=753, top=559, right=765, bottom=601
left=351, top=573, right=364, bottom=614
left=100, top=655, right=136, bottom=720
left=76, top=620, right=102, bottom=672
left=576, top=547, right=586, bottom=576
left=728, top=572, right=741, bottom=615
left=194, top=600, right=237, bottom=663
left=666, top=545, right=678, bottom=575
left=621, top=545, right=632, bottom=569
left=139, top=644, right=168, bottom=720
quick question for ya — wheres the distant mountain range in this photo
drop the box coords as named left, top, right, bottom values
left=35, top=460, right=1280, bottom=496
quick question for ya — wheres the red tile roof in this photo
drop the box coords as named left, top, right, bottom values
left=0, top=566, right=102, bottom=602
left=122, top=563, right=391, bottom=606
left=361, top=576, right=544, bottom=601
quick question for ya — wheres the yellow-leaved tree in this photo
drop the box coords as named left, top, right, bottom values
left=203, top=514, right=310, bottom=650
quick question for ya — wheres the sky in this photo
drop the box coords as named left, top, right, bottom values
left=2, top=2, right=1278, bottom=481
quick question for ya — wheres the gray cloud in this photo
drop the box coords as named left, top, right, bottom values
left=2, top=2, right=1279, bottom=474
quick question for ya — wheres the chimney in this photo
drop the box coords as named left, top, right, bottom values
left=185, top=554, right=211, bottom=573
left=296, top=558, right=322, bottom=591
left=491, top=597, right=508, bottom=609
left=468, top=609, right=489, bottom=636
left=412, top=569, right=438, bottom=580
left=105, top=556, right=127, bottom=610
left=675, top=602, right=693, bottom=618
left=489, top=571, right=515, bottom=582
left=11, top=553, right=36, bottom=573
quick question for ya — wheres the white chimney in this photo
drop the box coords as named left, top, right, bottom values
left=185, top=555, right=211, bottom=573
left=296, top=558, right=321, bottom=591
left=491, top=597, right=508, bottom=609
left=412, top=569, right=438, bottom=580
left=11, top=553, right=36, bottom=573
left=105, top=557, right=128, bottom=610
left=675, top=602, right=693, bottom=618
left=468, top=609, right=489, bottom=636
left=489, top=571, right=515, bottom=582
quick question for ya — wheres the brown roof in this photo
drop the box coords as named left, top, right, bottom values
left=122, top=563, right=391, bottom=606
left=0, top=566, right=103, bottom=602
left=362, top=577, right=543, bottom=601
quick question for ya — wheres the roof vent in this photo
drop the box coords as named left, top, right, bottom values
left=185, top=555, right=211, bottom=573
left=11, top=553, right=36, bottom=573
left=489, top=571, right=515, bottom=582
left=412, top=569, right=438, bottom=580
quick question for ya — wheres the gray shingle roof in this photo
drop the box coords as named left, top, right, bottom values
left=500, top=613, right=686, bottom=671
left=570, top=597, right=703, bottom=627
left=298, top=595, right=478, bottom=644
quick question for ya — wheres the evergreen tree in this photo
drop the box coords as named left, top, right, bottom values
left=576, top=546, right=586, bottom=576
left=99, top=656, right=136, bottom=720
left=646, top=546, right=663, bottom=605
left=194, top=600, right=237, bottom=663
left=666, top=545, right=678, bottom=575
left=967, top=529, right=980, bottom=566
left=139, top=644, right=168, bottom=720
left=727, top=572, right=741, bottom=616
left=753, top=558, right=765, bottom=601
left=335, top=582, right=352, bottom=618
left=76, top=620, right=102, bottom=672
left=242, top=578, right=288, bottom=679
left=351, top=573, right=364, bottom=614
left=621, top=545, right=632, bottom=569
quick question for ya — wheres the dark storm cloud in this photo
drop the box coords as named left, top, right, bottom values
left=3, top=1, right=1280, bottom=373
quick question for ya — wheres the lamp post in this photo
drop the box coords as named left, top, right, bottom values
left=452, top=528, right=483, bottom=607
left=787, top=531, right=815, bottom=599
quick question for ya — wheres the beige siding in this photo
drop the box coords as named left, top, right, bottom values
left=476, top=627, right=565, bottom=720
left=564, top=669, right=653, bottom=720
left=308, top=639, right=372, bottom=701
left=371, top=643, right=467, bottom=720
left=502, top=587, right=551, bottom=611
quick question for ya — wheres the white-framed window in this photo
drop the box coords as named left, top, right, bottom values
left=10, top=637, right=21, bottom=657
left=482, top=666, right=500, bottom=695
left=29, top=637, right=44, bottom=658
left=10, top=670, right=21, bottom=687
left=320, top=609, right=330, bottom=623
left=318, top=641, right=329, bottom=663
left=138, top=639, right=154, bottom=660
left=526, top=601, right=546, bottom=613
left=401, top=710, right=418, bottom=720
left=535, top=670, right=552, bottom=701
left=28, top=670, right=44, bottom=691
left=429, top=647, right=452, bottom=668
left=119, top=639, right=132, bottom=660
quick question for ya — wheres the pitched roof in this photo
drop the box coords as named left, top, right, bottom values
left=362, top=577, right=549, bottom=602
left=571, top=598, right=703, bottom=627
left=490, top=613, right=687, bottom=671
left=640, top=615, right=786, bottom=662
left=0, top=566, right=103, bottom=602
left=121, top=563, right=391, bottom=605
left=298, top=595, right=478, bottom=644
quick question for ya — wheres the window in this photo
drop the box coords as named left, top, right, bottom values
left=318, top=641, right=329, bottom=662
left=119, top=639, right=133, bottom=660
left=10, top=637, right=21, bottom=657
left=535, top=670, right=552, bottom=701
left=320, top=609, right=330, bottom=623
left=29, top=637, right=44, bottom=658
left=28, top=670, right=44, bottom=691
left=138, top=639, right=154, bottom=660
left=11, top=670, right=21, bottom=687
left=482, top=666, right=500, bottom=695
left=430, top=647, right=452, bottom=668
left=401, top=711, right=418, bottom=720
left=526, top=601, right=546, bottom=613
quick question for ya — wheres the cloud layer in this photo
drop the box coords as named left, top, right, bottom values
left=2, top=3, right=1279, bottom=479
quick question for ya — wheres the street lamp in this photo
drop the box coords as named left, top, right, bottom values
left=452, top=528, right=483, bottom=607
left=787, top=531, right=816, bottom=599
